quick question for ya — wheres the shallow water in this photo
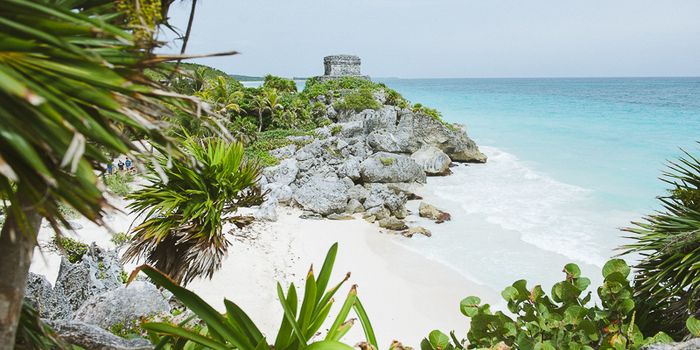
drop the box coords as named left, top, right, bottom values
left=379, top=77, right=700, bottom=292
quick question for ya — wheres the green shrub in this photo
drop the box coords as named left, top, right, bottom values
left=263, top=75, right=297, bottom=93
left=110, top=232, right=131, bottom=247
left=385, top=88, right=409, bottom=108
left=302, top=76, right=379, bottom=99
left=52, top=235, right=88, bottom=263
left=57, top=202, right=80, bottom=220
left=330, top=124, right=343, bottom=136
left=104, top=171, right=134, bottom=197
left=245, top=129, right=314, bottom=167
left=333, top=88, right=381, bottom=112
left=413, top=103, right=458, bottom=131
left=424, top=259, right=674, bottom=350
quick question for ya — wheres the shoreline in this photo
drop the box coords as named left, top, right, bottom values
left=29, top=197, right=500, bottom=347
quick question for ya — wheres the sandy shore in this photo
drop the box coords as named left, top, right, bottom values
left=30, top=198, right=499, bottom=348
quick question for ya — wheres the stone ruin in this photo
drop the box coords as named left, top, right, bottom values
left=317, top=55, right=370, bottom=81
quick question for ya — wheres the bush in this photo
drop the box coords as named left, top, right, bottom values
left=104, top=171, right=134, bottom=197
left=333, top=88, right=381, bottom=112
left=424, top=259, right=674, bottom=350
left=110, top=232, right=131, bottom=247
left=52, top=235, right=88, bottom=263
left=330, top=124, right=342, bottom=136
left=263, top=75, right=297, bottom=93
left=245, top=129, right=314, bottom=167
left=302, top=76, right=379, bottom=99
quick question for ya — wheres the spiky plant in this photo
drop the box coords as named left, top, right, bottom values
left=622, top=147, right=700, bottom=338
left=136, top=243, right=379, bottom=350
left=124, top=137, right=263, bottom=285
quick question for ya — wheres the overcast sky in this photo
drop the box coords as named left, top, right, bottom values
left=159, top=0, right=700, bottom=78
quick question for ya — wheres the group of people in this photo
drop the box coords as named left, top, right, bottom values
left=106, top=157, right=134, bottom=175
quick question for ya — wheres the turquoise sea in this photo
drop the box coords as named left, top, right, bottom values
left=376, top=77, right=700, bottom=292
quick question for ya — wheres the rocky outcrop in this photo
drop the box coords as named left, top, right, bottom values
left=411, top=145, right=451, bottom=175
left=360, top=152, right=426, bottom=184
left=48, top=320, right=152, bottom=350
left=24, top=272, right=72, bottom=320
left=74, top=281, right=170, bottom=330
left=292, top=176, right=349, bottom=215
left=378, top=217, right=408, bottom=231
left=258, top=84, right=484, bottom=229
left=54, top=244, right=124, bottom=312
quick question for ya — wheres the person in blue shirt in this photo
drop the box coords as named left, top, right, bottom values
left=106, top=162, right=113, bottom=175
left=125, top=157, right=132, bottom=171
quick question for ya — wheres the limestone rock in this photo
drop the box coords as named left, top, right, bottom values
left=347, top=185, right=370, bottom=202
left=263, top=158, right=298, bottom=186
left=254, top=199, right=278, bottom=222
left=360, top=152, right=426, bottom=184
left=398, top=109, right=486, bottom=163
left=293, top=176, right=349, bottom=215
left=365, top=206, right=391, bottom=221
left=337, top=157, right=362, bottom=181
left=363, top=183, right=407, bottom=217
left=402, top=226, right=432, bottom=238
left=24, top=272, right=72, bottom=320
left=419, top=202, right=452, bottom=223
left=74, top=281, right=170, bottom=330
left=54, top=245, right=124, bottom=312
left=269, top=144, right=297, bottom=159
left=263, top=183, right=293, bottom=203
left=345, top=199, right=364, bottom=214
left=411, top=145, right=452, bottom=175
left=378, top=217, right=408, bottom=231
left=327, top=213, right=354, bottom=220
left=641, top=339, right=700, bottom=350
left=48, top=320, right=152, bottom=350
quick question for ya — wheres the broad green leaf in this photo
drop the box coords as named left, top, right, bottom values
left=428, top=330, right=450, bottom=350
left=459, top=296, right=481, bottom=317
left=687, top=316, right=700, bottom=337
left=602, top=259, right=631, bottom=279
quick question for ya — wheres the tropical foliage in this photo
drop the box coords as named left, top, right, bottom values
left=424, top=259, right=674, bottom=350
left=123, top=137, right=263, bottom=285
left=622, top=148, right=700, bottom=338
left=135, top=243, right=378, bottom=350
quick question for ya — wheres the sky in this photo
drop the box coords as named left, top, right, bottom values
left=159, top=0, right=700, bottom=78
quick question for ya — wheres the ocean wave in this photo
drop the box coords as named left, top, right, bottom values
left=432, top=146, right=615, bottom=267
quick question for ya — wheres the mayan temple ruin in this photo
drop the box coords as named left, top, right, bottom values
left=317, top=54, right=370, bottom=81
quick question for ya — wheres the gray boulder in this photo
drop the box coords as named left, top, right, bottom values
left=269, top=144, right=297, bottom=159
left=360, top=152, right=426, bottom=184
left=363, top=183, right=407, bottom=216
left=378, top=217, right=408, bottom=231
left=397, top=109, right=486, bottom=163
left=254, top=199, right=279, bottom=222
left=337, top=157, right=362, bottom=181
left=411, top=145, right=451, bottom=175
left=642, top=339, right=700, bottom=350
left=74, top=281, right=170, bottom=330
left=24, top=272, right=71, bottom=320
left=54, top=245, right=124, bottom=312
left=345, top=199, right=364, bottom=214
left=293, top=176, right=349, bottom=215
left=48, top=320, right=152, bottom=350
left=347, top=185, right=370, bottom=203
left=263, top=182, right=293, bottom=203
left=263, top=158, right=298, bottom=186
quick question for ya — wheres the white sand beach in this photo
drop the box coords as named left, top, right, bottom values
left=30, top=195, right=499, bottom=348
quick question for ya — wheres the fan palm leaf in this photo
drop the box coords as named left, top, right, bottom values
left=123, top=137, right=263, bottom=285
left=622, top=146, right=700, bottom=338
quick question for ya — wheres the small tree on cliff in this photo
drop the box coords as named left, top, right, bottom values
left=0, top=0, right=225, bottom=346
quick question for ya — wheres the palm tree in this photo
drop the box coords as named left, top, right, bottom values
left=123, top=138, right=263, bottom=285
left=0, top=1, right=223, bottom=345
left=253, top=88, right=283, bottom=132
left=622, top=147, right=700, bottom=338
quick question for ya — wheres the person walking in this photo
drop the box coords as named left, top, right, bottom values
left=117, top=159, right=124, bottom=171
left=106, top=162, right=113, bottom=175
left=125, top=157, right=132, bottom=171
